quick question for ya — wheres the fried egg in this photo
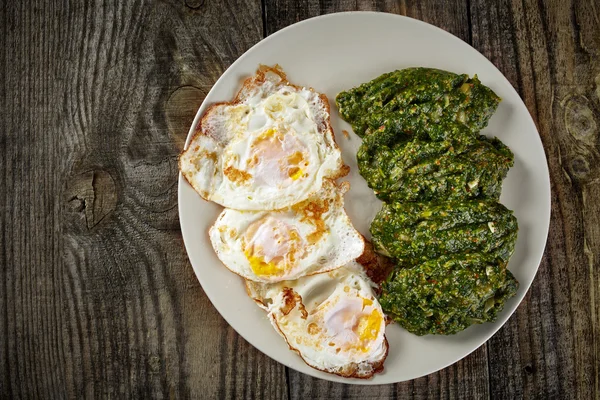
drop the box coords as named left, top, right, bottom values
left=179, top=65, right=346, bottom=211
left=245, top=262, right=388, bottom=379
left=209, top=180, right=364, bottom=283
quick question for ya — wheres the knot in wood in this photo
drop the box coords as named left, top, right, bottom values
left=185, top=0, right=205, bottom=9
left=165, top=86, right=206, bottom=151
left=559, top=94, right=599, bottom=184
left=65, top=169, right=117, bottom=230
left=563, top=95, right=597, bottom=144
left=570, top=156, right=590, bottom=179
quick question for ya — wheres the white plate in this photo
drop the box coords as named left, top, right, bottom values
left=178, top=12, right=551, bottom=384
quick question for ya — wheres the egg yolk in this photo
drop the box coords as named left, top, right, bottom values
left=243, top=216, right=305, bottom=278
left=320, top=293, right=383, bottom=354
left=247, top=128, right=308, bottom=187
left=245, top=253, right=284, bottom=277
left=355, top=310, right=383, bottom=343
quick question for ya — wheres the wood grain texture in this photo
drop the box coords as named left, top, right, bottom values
left=470, top=0, right=600, bottom=398
left=264, top=0, right=471, bottom=43
left=1, top=0, right=599, bottom=399
left=1, top=0, right=287, bottom=398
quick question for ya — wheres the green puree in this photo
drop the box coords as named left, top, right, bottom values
left=336, top=67, right=500, bottom=140
left=336, top=67, right=519, bottom=336
left=379, top=254, right=518, bottom=336
left=358, top=132, right=514, bottom=203
left=371, top=201, right=518, bottom=265
left=342, top=68, right=513, bottom=204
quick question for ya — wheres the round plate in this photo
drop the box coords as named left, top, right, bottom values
left=178, top=12, right=550, bottom=384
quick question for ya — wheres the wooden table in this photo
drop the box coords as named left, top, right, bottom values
left=2, top=1, right=598, bottom=398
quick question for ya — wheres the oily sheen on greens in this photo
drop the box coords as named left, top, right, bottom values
left=336, top=67, right=500, bottom=139
left=370, top=200, right=518, bottom=265
left=379, top=254, right=518, bottom=336
left=357, top=132, right=514, bottom=203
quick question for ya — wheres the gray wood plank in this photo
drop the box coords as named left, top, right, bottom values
left=264, top=0, right=472, bottom=43
left=470, top=0, right=600, bottom=398
left=0, top=0, right=287, bottom=398
left=2, top=2, right=71, bottom=397
left=2, top=0, right=599, bottom=399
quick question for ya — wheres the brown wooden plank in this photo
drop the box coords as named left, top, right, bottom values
left=1, top=2, right=70, bottom=397
left=0, top=0, right=288, bottom=398
left=264, top=0, right=472, bottom=43
left=262, top=2, right=499, bottom=398
left=286, top=346, right=490, bottom=399
left=3, top=0, right=599, bottom=398
left=470, top=0, right=600, bottom=398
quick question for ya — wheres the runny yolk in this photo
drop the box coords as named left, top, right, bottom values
left=242, top=216, right=304, bottom=278
left=287, top=151, right=304, bottom=165
left=286, top=151, right=305, bottom=180
left=288, top=167, right=303, bottom=180
left=354, top=310, right=383, bottom=350
left=245, top=251, right=284, bottom=277
left=249, top=129, right=307, bottom=185
left=321, top=293, right=383, bottom=354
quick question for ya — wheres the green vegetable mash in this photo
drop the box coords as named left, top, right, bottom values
left=336, top=68, right=500, bottom=139
left=357, top=133, right=513, bottom=203
left=371, top=200, right=518, bottom=265
left=379, top=254, right=518, bottom=336
left=336, top=67, right=519, bottom=336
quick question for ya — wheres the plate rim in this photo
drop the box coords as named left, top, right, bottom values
left=177, top=11, right=551, bottom=384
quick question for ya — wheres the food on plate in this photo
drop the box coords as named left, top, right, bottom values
left=355, top=240, right=395, bottom=287
left=379, top=254, right=518, bottom=335
left=179, top=65, right=347, bottom=211
left=186, top=65, right=387, bottom=378
left=336, top=67, right=519, bottom=335
left=370, top=200, right=518, bottom=265
left=245, top=260, right=388, bottom=378
left=209, top=180, right=364, bottom=283
left=357, top=133, right=514, bottom=203
left=336, top=67, right=500, bottom=139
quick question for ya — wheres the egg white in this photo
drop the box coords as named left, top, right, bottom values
left=180, top=66, right=345, bottom=211
left=246, top=262, right=388, bottom=379
left=209, top=180, right=364, bottom=283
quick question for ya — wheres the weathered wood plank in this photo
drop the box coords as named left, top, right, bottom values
left=1, top=0, right=288, bottom=398
left=1, top=2, right=70, bottom=398
left=470, top=0, right=600, bottom=399
left=2, top=0, right=599, bottom=398
left=264, top=0, right=472, bottom=44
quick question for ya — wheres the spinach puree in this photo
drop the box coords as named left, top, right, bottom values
left=336, top=67, right=500, bottom=139
left=371, top=200, right=518, bottom=265
left=379, top=254, right=519, bottom=336
left=358, top=133, right=514, bottom=203
left=336, top=67, right=520, bottom=336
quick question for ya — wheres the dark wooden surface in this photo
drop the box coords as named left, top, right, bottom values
left=1, top=0, right=598, bottom=398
